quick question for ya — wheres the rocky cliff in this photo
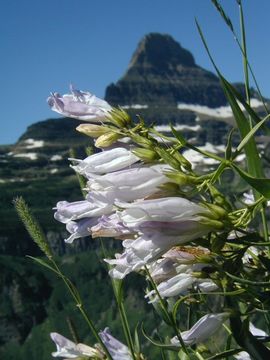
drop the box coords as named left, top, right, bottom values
left=105, top=33, right=257, bottom=107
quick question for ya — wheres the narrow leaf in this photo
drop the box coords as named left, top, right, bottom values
left=27, top=256, right=59, bottom=275
left=235, top=114, right=270, bottom=154
left=225, top=128, right=235, bottom=160
left=232, top=164, right=270, bottom=199
left=222, top=76, right=270, bottom=133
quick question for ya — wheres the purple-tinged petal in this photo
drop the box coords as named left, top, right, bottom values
left=70, top=147, right=140, bottom=175
left=65, top=217, right=99, bottom=243
left=99, top=327, right=132, bottom=360
left=47, top=87, right=112, bottom=122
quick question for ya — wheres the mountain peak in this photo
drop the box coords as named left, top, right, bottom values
left=105, top=32, right=225, bottom=107
left=128, top=33, right=196, bottom=72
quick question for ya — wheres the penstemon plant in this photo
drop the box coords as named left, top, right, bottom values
left=14, top=1, right=270, bottom=359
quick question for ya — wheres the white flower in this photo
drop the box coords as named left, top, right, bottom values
left=145, top=263, right=217, bottom=303
left=147, top=257, right=178, bottom=283
left=47, top=86, right=112, bottom=122
left=65, top=217, right=99, bottom=243
left=197, top=279, right=219, bottom=292
left=146, top=272, right=196, bottom=303
left=116, top=197, right=213, bottom=229
left=54, top=192, right=114, bottom=224
left=91, top=214, right=134, bottom=239
left=50, top=332, right=102, bottom=358
left=171, top=313, right=229, bottom=346
left=86, top=165, right=169, bottom=202
left=105, top=198, right=220, bottom=279
left=99, top=327, right=132, bottom=360
left=70, top=147, right=139, bottom=176
left=105, top=230, right=208, bottom=279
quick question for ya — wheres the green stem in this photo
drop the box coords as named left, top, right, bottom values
left=238, top=0, right=269, bottom=241
left=113, top=283, right=137, bottom=360
left=238, top=0, right=251, bottom=110
left=144, top=266, right=189, bottom=355
left=50, top=259, right=113, bottom=360
left=260, top=205, right=269, bottom=242
left=100, top=240, right=136, bottom=360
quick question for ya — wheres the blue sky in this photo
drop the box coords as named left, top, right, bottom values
left=2, top=0, right=270, bottom=144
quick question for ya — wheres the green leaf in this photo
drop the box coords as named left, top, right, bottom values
left=222, top=77, right=269, bottom=132
left=235, top=114, right=270, bottom=154
left=196, top=20, right=265, bottom=181
left=225, top=128, right=235, bottom=160
left=232, top=163, right=270, bottom=199
left=170, top=125, right=187, bottom=146
left=133, top=324, right=141, bottom=355
left=27, top=256, right=59, bottom=275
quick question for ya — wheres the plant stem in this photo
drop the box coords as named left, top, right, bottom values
left=50, top=259, right=113, bottom=360
left=238, top=0, right=269, bottom=241
left=100, top=240, right=137, bottom=360
left=144, top=266, right=190, bottom=355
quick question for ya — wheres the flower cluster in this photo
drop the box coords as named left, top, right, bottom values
left=46, top=87, right=270, bottom=359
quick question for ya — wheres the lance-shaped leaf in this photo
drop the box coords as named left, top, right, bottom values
left=232, top=164, right=270, bottom=199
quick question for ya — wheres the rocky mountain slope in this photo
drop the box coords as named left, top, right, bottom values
left=105, top=33, right=258, bottom=107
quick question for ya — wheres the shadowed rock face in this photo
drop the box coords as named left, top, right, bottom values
left=105, top=33, right=227, bottom=107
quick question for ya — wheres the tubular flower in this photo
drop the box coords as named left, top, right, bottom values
left=145, top=263, right=218, bottom=303
left=91, top=214, right=134, bottom=239
left=54, top=192, right=114, bottom=224
left=47, top=85, right=112, bottom=122
left=105, top=229, right=209, bottom=279
left=116, top=197, right=218, bottom=229
left=70, top=147, right=140, bottom=176
left=147, top=246, right=210, bottom=283
left=86, top=165, right=170, bottom=202
left=65, top=217, right=99, bottom=243
left=50, top=332, right=103, bottom=359
left=171, top=313, right=230, bottom=347
left=99, top=327, right=133, bottom=360
left=106, top=197, right=224, bottom=279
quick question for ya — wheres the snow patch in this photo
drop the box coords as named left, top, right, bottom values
left=24, top=138, right=44, bottom=149
left=177, top=98, right=264, bottom=122
left=154, top=124, right=201, bottom=132
left=122, top=104, right=148, bottom=109
left=183, top=142, right=245, bottom=168
left=13, top=152, right=38, bottom=160
left=0, top=179, right=6, bottom=183
left=183, top=149, right=219, bottom=166
left=50, top=168, right=59, bottom=174
left=51, top=154, right=63, bottom=161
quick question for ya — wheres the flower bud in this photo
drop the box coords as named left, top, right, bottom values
left=129, top=133, right=154, bottom=148
left=76, top=124, right=111, bottom=138
left=95, top=132, right=121, bottom=148
left=109, top=108, right=131, bottom=127
left=165, top=171, right=198, bottom=186
left=132, top=147, right=159, bottom=162
left=173, top=151, right=192, bottom=171
left=204, top=203, right=229, bottom=220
